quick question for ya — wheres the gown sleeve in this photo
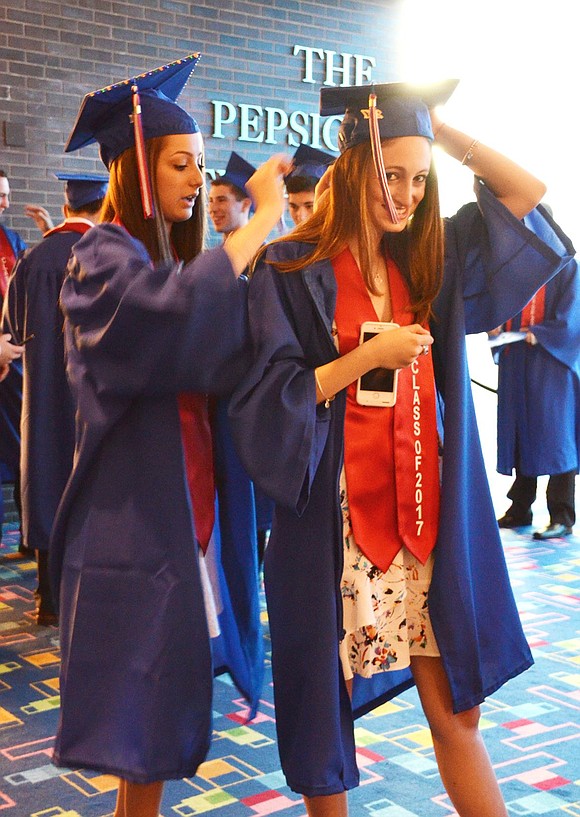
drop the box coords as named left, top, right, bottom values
left=229, top=247, right=333, bottom=515
left=61, top=223, right=250, bottom=399
left=530, top=257, right=580, bottom=373
left=444, top=182, right=576, bottom=334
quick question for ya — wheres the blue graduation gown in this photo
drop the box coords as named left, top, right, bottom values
left=49, top=223, right=263, bottom=783
left=229, top=184, right=575, bottom=797
left=494, top=254, right=580, bottom=476
left=2, top=223, right=80, bottom=551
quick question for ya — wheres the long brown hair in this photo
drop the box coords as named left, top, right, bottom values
left=100, top=135, right=206, bottom=264
left=261, top=139, right=444, bottom=323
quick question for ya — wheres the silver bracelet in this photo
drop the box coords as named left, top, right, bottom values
left=314, top=368, right=335, bottom=409
left=461, top=139, right=479, bottom=166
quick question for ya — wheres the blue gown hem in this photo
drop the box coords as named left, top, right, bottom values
left=450, top=655, right=534, bottom=715
left=352, top=676, right=416, bottom=720
left=51, top=752, right=208, bottom=784
left=285, top=773, right=361, bottom=798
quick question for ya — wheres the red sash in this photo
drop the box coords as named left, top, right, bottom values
left=177, top=393, right=215, bottom=551
left=43, top=218, right=94, bottom=239
left=332, top=247, right=440, bottom=571
left=506, top=285, right=546, bottom=331
left=111, top=216, right=215, bottom=550
left=0, top=228, right=17, bottom=299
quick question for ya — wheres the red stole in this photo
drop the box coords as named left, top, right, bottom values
left=332, top=247, right=440, bottom=571
left=0, top=228, right=17, bottom=299
left=506, top=286, right=546, bottom=331
left=177, top=393, right=215, bottom=551
left=111, top=216, right=215, bottom=550
left=43, top=218, right=94, bottom=239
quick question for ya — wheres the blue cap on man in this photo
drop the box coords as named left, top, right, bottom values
left=54, top=171, right=109, bottom=209
left=218, top=152, right=256, bottom=197
left=285, top=144, right=335, bottom=183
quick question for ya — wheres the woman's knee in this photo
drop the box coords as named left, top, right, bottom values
left=429, top=704, right=481, bottom=744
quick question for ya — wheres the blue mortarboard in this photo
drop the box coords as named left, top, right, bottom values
left=219, top=152, right=256, bottom=195
left=286, top=144, right=335, bottom=182
left=54, top=171, right=109, bottom=210
left=320, top=78, right=459, bottom=152
left=64, top=53, right=201, bottom=169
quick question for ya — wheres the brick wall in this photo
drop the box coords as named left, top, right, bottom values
left=0, top=0, right=403, bottom=244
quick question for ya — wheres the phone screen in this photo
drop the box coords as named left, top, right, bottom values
left=359, top=331, right=395, bottom=392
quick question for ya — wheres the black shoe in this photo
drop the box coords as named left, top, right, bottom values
left=497, top=512, right=533, bottom=528
left=36, top=610, right=59, bottom=627
left=533, top=523, right=573, bottom=540
left=18, top=537, right=35, bottom=557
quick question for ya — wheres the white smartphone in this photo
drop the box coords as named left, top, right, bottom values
left=356, top=320, right=400, bottom=407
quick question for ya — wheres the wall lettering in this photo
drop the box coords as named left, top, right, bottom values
left=210, top=43, right=376, bottom=151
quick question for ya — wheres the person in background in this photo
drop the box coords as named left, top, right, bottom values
left=48, top=54, right=290, bottom=817
left=0, top=169, right=54, bottom=282
left=284, top=143, right=335, bottom=227
left=208, top=151, right=256, bottom=239
left=209, top=150, right=274, bottom=563
left=3, top=172, right=109, bottom=626
left=492, top=229, right=579, bottom=539
left=0, top=169, right=53, bottom=555
left=229, top=79, right=574, bottom=817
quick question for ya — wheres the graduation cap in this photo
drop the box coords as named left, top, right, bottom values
left=54, top=171, right=109, bottom=210
left=320, top=78, right=459, bottom=149
left=64, top=54, right=201, bottom=219
left=65, top=53, right=201, bottom=167
left=286, top=143, right=335, bottom=184
left=320, top=78, right=459, bottom=223
left=218, top=152, right=256, bottom=196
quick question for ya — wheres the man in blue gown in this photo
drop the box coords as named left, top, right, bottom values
left=3, top=172, right=108, bottom=623
left=493, top=253, right=579, bottom=539
left=0, top=168, right=53, bottom=551
left=209, top=151, right=274, bottom=563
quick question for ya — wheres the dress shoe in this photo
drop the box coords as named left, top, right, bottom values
left=18, top=541, right=35, bottom=557
left=36, top=610, right=59, bottom=627
left=497, top=512, right=532, bottom=528
left=533, top=523, right=573, bottom=540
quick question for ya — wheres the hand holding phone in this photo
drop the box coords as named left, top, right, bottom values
left=356, top=321, right=399, bottom=407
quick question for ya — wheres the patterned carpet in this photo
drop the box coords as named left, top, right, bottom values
left=1, top=511, right=579, bottom=817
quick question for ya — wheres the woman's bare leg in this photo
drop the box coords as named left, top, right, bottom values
left=411, top=655, right=508, bottom=817
left=113, top=778, right=164, bottom=817
left=303, top=792, right=349, bottom=817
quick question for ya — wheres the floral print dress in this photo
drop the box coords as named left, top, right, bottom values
left=338, top=466, right=440, bottom=680
left=330, top=313, right=440, bottom=680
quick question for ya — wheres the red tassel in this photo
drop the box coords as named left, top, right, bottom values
left=131, top=83, right=155, bottom=220
left=368, top=93, right=400, bottom=225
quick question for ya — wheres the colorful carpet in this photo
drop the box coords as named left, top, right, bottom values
left=1, top=517, right=580, bottom=817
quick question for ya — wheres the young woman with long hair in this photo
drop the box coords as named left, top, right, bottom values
left=49, top=55, right=290, bottom=817
left=229, top=80, right=574, bottom=817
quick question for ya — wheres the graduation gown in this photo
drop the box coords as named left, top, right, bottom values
left=49, top=223, right=263, bottom=783
left=494, top=256, right=580, bottom=476
left=2, top=222, right=82, bottom=551
left=229, top=184, right=575, bottom=797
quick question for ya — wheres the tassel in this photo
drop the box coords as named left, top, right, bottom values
left=368, top=92, right=400, bottom=224
left=131, top=83, right=155, bottom=220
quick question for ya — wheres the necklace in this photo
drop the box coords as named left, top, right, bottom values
left=373, top=255, right=388, bottom=287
